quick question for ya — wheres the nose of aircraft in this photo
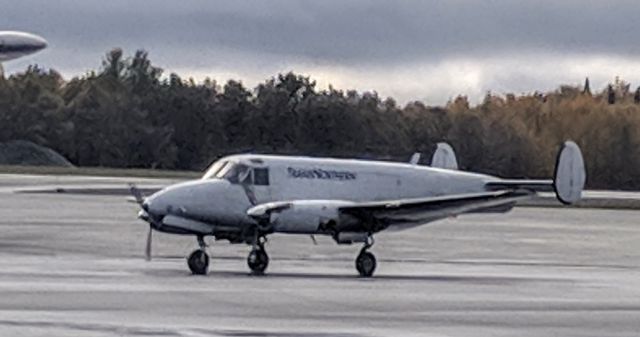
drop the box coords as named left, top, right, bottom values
left=141, top=199, right=150, bottom=212
left=143, top=180, right=211, bottom=219
left=143, top=190, right=167, bottom=218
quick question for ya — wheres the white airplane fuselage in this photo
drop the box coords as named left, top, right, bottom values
left=144, top=154, right=496, bottom=237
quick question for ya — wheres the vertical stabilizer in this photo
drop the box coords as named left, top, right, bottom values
left=431, top=142, right=458, bottom=170
left=553, top=141, right=586, bottom=204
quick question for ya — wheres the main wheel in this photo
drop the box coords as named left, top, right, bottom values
left=355, top=250, right=376, bottom=277
left=247, top=248, right=269, bottom=275
left=187, top=249, right=209, bottom=275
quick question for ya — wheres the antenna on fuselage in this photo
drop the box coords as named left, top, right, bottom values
left=409, top=152, right=421, bottom=165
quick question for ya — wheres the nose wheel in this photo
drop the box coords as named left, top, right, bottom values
left=355, top=236, right=376, bottom=277
left=187, top=236, right=210, bottom=275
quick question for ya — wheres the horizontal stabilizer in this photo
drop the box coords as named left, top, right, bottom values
left=485, top=179, right=554, bottom=192
left=485, top=141, right=585, bottom=205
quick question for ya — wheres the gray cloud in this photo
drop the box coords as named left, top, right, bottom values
left=4, top=0, right=640, bottom=63
left=2, top=0, right=640, bottom=103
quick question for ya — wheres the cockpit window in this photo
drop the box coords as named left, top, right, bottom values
left=218, top=163, right=252, bottom=184
left=254, top=167, right=270, bottom=186
left=202, top=160, right=228, bottom=180
left=202, top=160, right=265, bottom=185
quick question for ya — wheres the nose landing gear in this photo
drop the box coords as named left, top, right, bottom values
left=187, top=236, right=210, bottom=275
left=355, top=236, right=376, bottom=277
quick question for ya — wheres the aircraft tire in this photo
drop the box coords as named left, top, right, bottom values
left=356, top=251, right=376, bottom=277
left=187, top=249, right=209, bottom=275
left=247, top=248, right=269, bottom=275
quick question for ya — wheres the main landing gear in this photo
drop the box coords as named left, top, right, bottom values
left=355, top=236, right=376, bottom=277
left=247, top=235, right=269, bottom=275
left=187, top=236, right=209, bottom=275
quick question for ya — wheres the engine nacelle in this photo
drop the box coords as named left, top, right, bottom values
left=270, top=200, right=353, bottom=234
left=334, top=232, right=369, bottom=244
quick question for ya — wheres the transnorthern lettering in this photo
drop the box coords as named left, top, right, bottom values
left=287, top=167, right=356, bottom=181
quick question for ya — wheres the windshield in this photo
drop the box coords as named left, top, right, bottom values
left=202, top=160, right=229, bottom=180
left=203, top=161, right=251, bottom=184
left=219, top=163, right=252, bottom=184
left=202, top=160, right=253, bottom=184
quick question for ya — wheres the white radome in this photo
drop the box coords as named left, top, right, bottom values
left=0, top=31, right=48, bottom=76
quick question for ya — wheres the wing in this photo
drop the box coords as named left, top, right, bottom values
left=338, top=190, right=534, bottom=231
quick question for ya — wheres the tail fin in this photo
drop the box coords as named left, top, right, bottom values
left=553, top=141, right=586, bottom=204
left=431, top=142, right=458, bottom=170
left=484, top=140, right=585, bottom=205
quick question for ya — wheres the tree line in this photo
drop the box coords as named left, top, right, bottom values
left=0, top=49, right=638, bottom=190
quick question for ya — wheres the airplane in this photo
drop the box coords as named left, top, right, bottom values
left=0, top=31, right=47, bottom=77
left=130, top=141, right=585, bottom=277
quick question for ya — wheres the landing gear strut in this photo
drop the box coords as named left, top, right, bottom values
left=187, top=236, right=209, bottom=275
left=247, top=234, right=269, bottom=275
left=355, top=236, right=376, bottom=277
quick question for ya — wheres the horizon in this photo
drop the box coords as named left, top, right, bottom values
left=4, top=51, right=628, bottom=107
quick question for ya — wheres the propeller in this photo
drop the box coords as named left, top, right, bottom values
left=129, top=183, right=145, bottom=205
left=241, top=183, right=258, bottom=206
left=129, top=183, right=153, bottom=261
left=145, top=225, right=153, bottom=261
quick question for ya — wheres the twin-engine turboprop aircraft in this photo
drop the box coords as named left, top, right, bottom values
left=0, top=31, right=47, bottom=76
left=130, top=141, right=585, bottom=277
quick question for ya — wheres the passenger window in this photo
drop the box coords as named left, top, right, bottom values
left=254, top=168, right=270, bottom=186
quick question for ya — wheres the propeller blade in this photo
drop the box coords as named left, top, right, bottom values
left=128, top=183, right=145, bottom=206
left=241, top=185, right=258, bottom=206
left=145, top=225, right=152, bottom=261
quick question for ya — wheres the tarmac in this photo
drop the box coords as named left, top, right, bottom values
left=1, top=174, right=639, bottom=336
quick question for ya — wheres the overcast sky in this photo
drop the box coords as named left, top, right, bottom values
left=2, top=0, right=640, bottom=104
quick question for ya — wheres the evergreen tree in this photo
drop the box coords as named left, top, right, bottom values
left=0, top=49, right=638, bottom=189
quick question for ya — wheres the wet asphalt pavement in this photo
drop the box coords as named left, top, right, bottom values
left=0, top=174, right=639, bottom=336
